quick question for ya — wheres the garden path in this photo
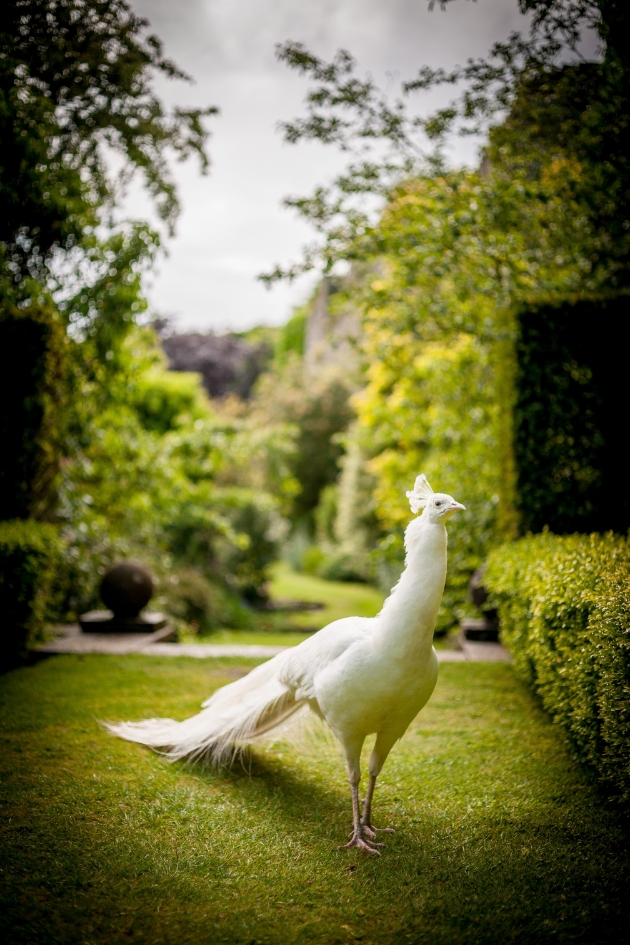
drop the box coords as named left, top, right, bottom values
left=36, top=565, right=510, bottom=661
left=36, top=623, right=510, bottom=661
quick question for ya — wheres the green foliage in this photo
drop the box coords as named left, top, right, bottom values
left=356, top=328, right=501, bottom=631
left=0, top=519, right=62, bottom=663
left=266, top=1, right=630, bottom=628
left=514, top=296, right=630, bottom=534
left=157, top=569, right=244, bottom=635
left=269, top=2, right=629, bottom=293
left=303, top=545, right=369, bottom=583
left=242, top=359, right=353, bottom=531
left=354, top=170, right=600, bottom=343
left=273, top=306, right=307, bottom=365
left=0, top=2, right=283, bottom=626
left=277, top=158, right=615, bottom=618
left=54, top=310, right=284, bottom=613
left=486, top=56, right=630, bottom=291
left=302, top=428, right=380, bottom=585
left=0, top=302, right=67, bottom=521
left=332, top=430, right=379, bottom=550
left=290, top=376, right=353, bottom=526
left=214, top=493, right=286, bottom=601
left=133, top=368, right=211, bottom=435
left=58, top=401, right=185, bottom=611
left=0, top=0, right=215, bottom=286
left=266, top=31, right=630, bottom=609
left=314, top=483, right=338, bottom=543
left=486, top=531, right=630, bottom=801
left=58, top=393, right=284, bottom=613
left=60, top=224, right=160, bottom=375
left=36, top=226, right=283, bottom=612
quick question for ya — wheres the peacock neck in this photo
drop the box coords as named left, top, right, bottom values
left=372, top=518, right=447, bottom=660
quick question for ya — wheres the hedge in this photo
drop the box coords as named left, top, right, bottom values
left=0, top=520, right=63, bottom=667
left=513, top=296, right=629, bottom=535
left=485, top=532, right=630, bottom=801
left=0, top=302, right=67, bottom=521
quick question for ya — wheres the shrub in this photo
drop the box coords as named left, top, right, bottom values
left=300, top=543, right=369, bottom=583
left=274, top=306, right=307, bottom=366
left=250, top=361, right=353, bottom=531
left=0, top=303, right=67, bottom=521
left=214, top=493, right=287, bottom=602
left=132, top=368, right=211, bottom=434
left=0, top=520, right=63, bottom=665
left=513, top=296, right=629, bottom=535
left=158, top=569, right=240, bottom=635
left=485, top=532, right=630, bottom=801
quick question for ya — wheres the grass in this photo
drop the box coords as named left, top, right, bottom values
left=192, top=628, right=314, bottom=647
left=204, top=566, right=450, bottom=649
left=268, top=563, right=385, bottom=630
left=1, top=655, right=628, bottom=944
left=182, top=565, right=387, bottom=647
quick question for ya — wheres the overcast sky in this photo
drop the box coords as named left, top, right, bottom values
left=125, top=0, right=531, bottom=333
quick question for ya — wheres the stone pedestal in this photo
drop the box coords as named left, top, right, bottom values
left=460, top=617, right=499, bottom=643
left=79, top=610, right=167, bottom=633
left=36, top=622, right=176, bottom=655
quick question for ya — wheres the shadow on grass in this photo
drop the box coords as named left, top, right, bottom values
left=151, top=743, right=630, bottom=945
left=2, top=657, right=630, bottom=945
left=174, top=743, right=355, bottom=844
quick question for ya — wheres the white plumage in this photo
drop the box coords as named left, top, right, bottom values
left=107, top=474, right=465, bottom=854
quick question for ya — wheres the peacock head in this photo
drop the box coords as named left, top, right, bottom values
left=406, top=474, right=465, bottom=524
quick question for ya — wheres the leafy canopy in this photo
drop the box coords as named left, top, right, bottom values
left=264, top=0, right=630, bottom=625
left=0, top=0, right=216, bottom=287
left=263, top=0, right=629, bottom=288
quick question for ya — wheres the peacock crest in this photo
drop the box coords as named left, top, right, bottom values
left=406, top=474, right=434, bottom=514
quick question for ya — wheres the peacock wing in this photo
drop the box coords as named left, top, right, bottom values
left=279, top=616, right=373, bottom=701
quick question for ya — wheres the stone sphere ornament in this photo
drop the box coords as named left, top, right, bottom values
left=79, top=560, right=171, bottom=634
left=100, top=562, right=153, bottom=619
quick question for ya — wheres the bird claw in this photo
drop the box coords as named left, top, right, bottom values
left=339, top=828, right=383, bottom=855
left=361, top=820, right=395, bottom=840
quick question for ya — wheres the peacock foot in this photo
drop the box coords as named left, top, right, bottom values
left=339, top=827, right=383, bottom=855
left=360, top=820, right=395, bottom=841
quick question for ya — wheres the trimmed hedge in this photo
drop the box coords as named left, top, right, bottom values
left=485, top=532, right=630, bottom=801
left=0, top=519, right=63, bottom=666
left=0, top=302, right=67, bottom=521
left=513, top=297, right=630, bottom=535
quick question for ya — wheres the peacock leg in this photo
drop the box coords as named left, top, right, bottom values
left=361, top=733, right=396, bottom=839
left=361, top=774, right=395, bottom=839
left=340, top=782, right=384, bottom=854
left=339, top=742, right=383, bottom=854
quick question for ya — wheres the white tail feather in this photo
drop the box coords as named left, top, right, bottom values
left=104, top=653, right=303, bottom=765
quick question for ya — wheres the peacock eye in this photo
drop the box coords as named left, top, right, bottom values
left=435, top=501, right=441, bottom=506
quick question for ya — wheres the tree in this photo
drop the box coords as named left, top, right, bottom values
left=228, top=358, right=354, bottom=533
left=260, top=0, right=630, bottom=625
left=262, top=0, right=629, bottom=290
left=0, top=0, right=216, bottom=521
left=0, top=0, right=215, bottom=291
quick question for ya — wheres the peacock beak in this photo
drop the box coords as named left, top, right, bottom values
left=451, top=502, right=466, bottom=511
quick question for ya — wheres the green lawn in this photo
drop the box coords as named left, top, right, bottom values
left=1, top=655, right=628, bottom=945
left=184, top=565, right=387, bottom=647
left=204, top=567, right=453, bottom=649
left=192, top=628, right=315, bottom=647
left=269, top=563, right=385, bottom=630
